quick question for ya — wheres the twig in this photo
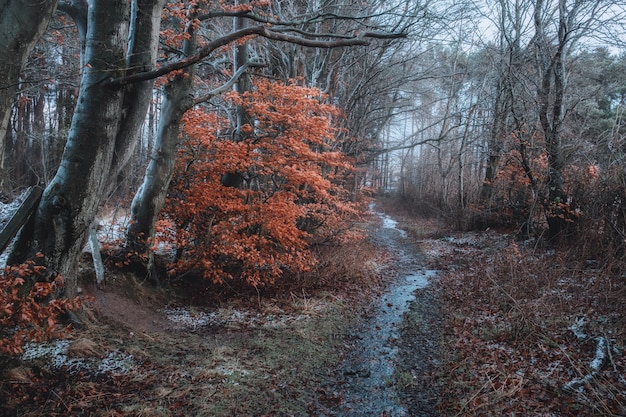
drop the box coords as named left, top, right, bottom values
left=454, top=378, right=490, bottom=417
left=49, top=389, right=70, bottom=411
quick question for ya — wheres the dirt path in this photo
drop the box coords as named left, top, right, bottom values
left=1, top=204, right=446, bottom=417
left=315, top=205, right=441, bottom=416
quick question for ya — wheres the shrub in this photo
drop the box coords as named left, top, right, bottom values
left=157, top=79, right=362, bottom=287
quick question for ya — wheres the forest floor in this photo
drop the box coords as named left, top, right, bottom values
left=1, top=197, right=625, bottom=416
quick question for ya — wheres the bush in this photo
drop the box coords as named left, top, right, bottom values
left=157, top=79, right=362, bottom=287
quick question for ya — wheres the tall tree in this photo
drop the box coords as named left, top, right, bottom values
left=531, top=0, right=616, bottom=238
left=8, top=0, right=165, bottom=297
left=7, top=0, right=404, bottom=298
left=479, top=0, right=534, bottom=203
left=125, top=0, right=407, bottom=270
left=0, top=0, right=59, bottom=187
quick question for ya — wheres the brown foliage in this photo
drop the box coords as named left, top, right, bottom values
left=0, top=256, right=81, bottom=355
left=158, top=79, right=363, bottom=288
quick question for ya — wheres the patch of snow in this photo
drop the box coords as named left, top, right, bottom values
left=96, top=211, right=178, bottom=259
left=214, top=364, right=251, bottom=377
left=589, top=336, right=607, bottom=372
left=96, top=214, right=131, bottom=246
left=22, top=340, right=73, bottom=364
left=162, top=305, right=314, bottom=332
left=161, top=307, right=222, bottom=330
left=98, top=350, right=136, bottom=375
left=485, top=342, right=517, bottom=355
left=0, top=190, right=30, bottom=269
left=569, top=317, right=587, bottom=340
left=563, top=318, right=609, bottom=393
left=442, top=234, right=485, bottom=247
left=21, top=340, right=135, bottom=376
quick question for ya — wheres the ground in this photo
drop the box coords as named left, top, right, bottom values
left=1, top=197, right=625, bottom=416
left=386, top=201, right=626, bottom=416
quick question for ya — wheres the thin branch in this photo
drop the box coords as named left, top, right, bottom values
left=109, top=25, right=404, bottom=86
left=193, top=61, right=264, bottom=105
left=196, top=9, right=394, bottom=29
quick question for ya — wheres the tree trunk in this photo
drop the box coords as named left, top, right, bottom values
left=222, top=6, right=253, bottom=188
left=127, top=74, right=194, bottom=255
left=0, top=0, right=58, bottom=187
left=535, top=0, right=572, bottom=241
left=8, top=0, right=164, bottom=297
left=480, top=79, right=506, bottom=203
left=234, top=12, right=252, bottom=139
left=109, top=0, right=166, bottom=181
left=127, top=15, right=197, bottom=258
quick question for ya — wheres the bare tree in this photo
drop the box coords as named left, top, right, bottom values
left=531, top=0, right=620, bottom=238
left=0, top=0, right=59, bottom=187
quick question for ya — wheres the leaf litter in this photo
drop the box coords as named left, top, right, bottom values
left=2, top=197, right=624, bottom=416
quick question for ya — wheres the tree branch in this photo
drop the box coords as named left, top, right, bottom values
left=193, top=61, right=264, bottom=105
left=109, top=26, right=405, bottom=86
left=196, top=9, right=395, bottom=29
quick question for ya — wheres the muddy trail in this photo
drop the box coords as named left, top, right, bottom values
left=315, top=206, right=440, bottom=416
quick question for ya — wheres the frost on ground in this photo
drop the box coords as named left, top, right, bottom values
left=161, top=305, right=314, bottom=331
left=0, top=189, right=29, bottom=268
left=563, top=317, right=615, bottom=393
left=161, top=307, right=223, bottom=331
left=21, top=340, right=135, bottom=376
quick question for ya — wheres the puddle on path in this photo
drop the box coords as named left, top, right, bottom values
left=380, top=215, right=407, bottom=238
left=319, top=205, right=437, bottom=416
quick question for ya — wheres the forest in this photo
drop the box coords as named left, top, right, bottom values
left=1, top=0, right=626, bottom=415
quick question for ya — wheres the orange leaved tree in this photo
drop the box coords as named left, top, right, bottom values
left=156, top=79, right=360, bottom=287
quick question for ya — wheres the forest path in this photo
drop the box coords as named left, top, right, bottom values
left=316, top=204, right=440, bottom=416
left=2, top=201, right=446, bottom=416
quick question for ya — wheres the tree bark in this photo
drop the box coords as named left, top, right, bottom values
left=125, top=6, right=261, bottom=259
left=127, top=14, right=197, bottom=259
left=110, top=0, right=165, bottom=180
left=534, top=0, right=572, bottom=240
left=0, top=0, right=58, bottom=187
left=223, top=5, right=252, bottom=188
left=8, top=0, right=163, bottom=297
left=127, top=75, right=194, bottom=255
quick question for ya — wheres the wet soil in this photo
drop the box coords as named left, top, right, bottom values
left=316, top=206, right=442, bottom=416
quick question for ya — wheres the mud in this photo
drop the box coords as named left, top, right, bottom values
left=316, top=206, right=440, bottom=416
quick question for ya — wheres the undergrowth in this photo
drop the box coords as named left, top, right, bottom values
left=434, top=235, right=626, bottom=416
left=0, top=228, right=384, bottom=417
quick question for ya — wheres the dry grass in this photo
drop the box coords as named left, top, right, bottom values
left=379, top=193, right=626, bottom=416
left=0, top=229, right=386, bottom=417
left=8, top=194, right=623, bottom=416
left=67, top=338, right=106, bottom=359
left=433, top=236, right=626, bottom=416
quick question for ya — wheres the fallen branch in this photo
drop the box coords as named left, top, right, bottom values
left=562, top=318, right=608, bottom=392
left=88, top=224, right=105, bottom=288
left=0, top=186, right=42, bottom=254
